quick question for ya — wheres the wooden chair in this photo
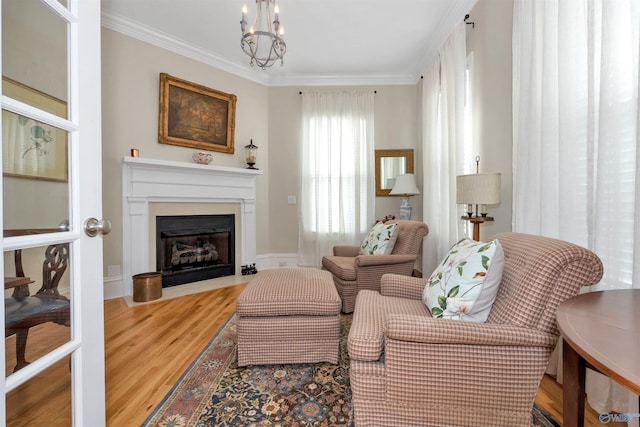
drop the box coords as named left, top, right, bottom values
left=5, top=244, right=70, bottom=372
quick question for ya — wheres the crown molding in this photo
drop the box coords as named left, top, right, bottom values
left=102, top=11, right=423, bottom=88
left=413, top=0, right=479, bottom=77
left=101, top=11, right=270, bottom=86
left=267, top=72, right=420, bottom=87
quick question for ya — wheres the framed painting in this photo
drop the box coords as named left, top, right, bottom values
left=2, top=77, right=68, bottom=182
left=158, top=73, right=236, bottom=154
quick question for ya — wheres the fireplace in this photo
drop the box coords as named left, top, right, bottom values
left=121, top=157, right=261, bottom=298
left=156, top=214, right=235, bottom=287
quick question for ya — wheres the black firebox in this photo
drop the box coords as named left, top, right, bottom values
left=156, top=214, right=235, bottom=287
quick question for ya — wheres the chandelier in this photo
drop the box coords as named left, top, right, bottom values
left=240, top=0, right=286, bottom=68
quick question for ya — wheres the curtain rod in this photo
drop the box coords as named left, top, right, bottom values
left=464, top=14, right=475, bottom=28
left=299, top=90, right=377, bottom=94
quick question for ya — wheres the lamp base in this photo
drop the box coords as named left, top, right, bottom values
left=460, top=216, right=494, bottom=241
left=399, top=205, right=412, bottom=220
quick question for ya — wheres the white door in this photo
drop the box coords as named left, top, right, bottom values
left=1, top=0, right=106, bottom=425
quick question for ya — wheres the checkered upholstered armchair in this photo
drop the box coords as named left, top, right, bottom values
left=321, top=220, right=428, bottom=313
left=347, top=232, right=604, bottom=427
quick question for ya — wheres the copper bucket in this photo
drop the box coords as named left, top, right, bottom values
left=132, top=272, right=162, bottom=302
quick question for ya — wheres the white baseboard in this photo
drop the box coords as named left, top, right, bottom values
left=103, top=276, right=124, bottom=300
left=255, top=253, right=299, bottom=270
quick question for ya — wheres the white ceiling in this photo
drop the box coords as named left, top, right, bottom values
left=101, top=0, right=478, bottom=86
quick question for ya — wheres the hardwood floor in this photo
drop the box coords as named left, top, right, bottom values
left=5, top=283, right=625, bottom=426
left=104, top=283, right=246, bottom=426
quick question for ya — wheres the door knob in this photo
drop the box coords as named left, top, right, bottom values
left=83, top=218, right=112, bottom=237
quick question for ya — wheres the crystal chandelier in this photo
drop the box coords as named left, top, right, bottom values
left=240, top=0, right=286, bottom=68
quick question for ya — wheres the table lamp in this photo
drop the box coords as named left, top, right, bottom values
left=456, top=171, right=501, bottom=241
left=390, top=173, right=420, bottom=220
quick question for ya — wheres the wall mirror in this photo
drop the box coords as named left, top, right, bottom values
left=375, top=149, right=414, bottom=196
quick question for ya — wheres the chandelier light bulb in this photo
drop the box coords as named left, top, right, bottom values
left=242, top=4, right=247, bottom=15
left=279, top=26, right=284, bottom=36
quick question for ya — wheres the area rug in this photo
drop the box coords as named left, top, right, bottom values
left=142, top=313, right=559, bottom=427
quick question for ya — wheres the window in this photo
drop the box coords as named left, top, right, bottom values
left=298, top=91, right=374, bottom=267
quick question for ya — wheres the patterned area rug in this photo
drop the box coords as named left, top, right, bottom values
left=142, top=313, right=559, bottom=427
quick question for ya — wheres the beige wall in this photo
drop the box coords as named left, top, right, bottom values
left=266, top=85, right=421, bottom=254
left=374, top=85, right=422, bottom=223
left=466, top=0, right=514, bottom=240
left=100, top=0, right=512, bottom=276
left=101, top=29, right=269, bottom=275
left=101, top=29, right=420, bottom=274
left=266, top=87, right=298, bottom=255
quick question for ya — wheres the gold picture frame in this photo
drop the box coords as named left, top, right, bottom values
left=2, top=77, right=68, bottom=182
left=158, top=73, right=236, bottom=154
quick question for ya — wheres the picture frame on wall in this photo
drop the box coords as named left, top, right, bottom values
left=158, top=73, right=237, bottom=154
left=2, top=76, right=68, bottom=182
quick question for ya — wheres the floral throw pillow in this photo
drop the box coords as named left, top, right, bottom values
left=422, top=237, right=504, bottom=322
left=359, top=222, right=399, bottom=255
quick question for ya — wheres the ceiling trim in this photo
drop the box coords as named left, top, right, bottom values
left=268, top=73, right=420, bottom=87
left=413, top=0, right=480, bottom=77
left=101, top=11, right=424, bottom=87
left=101, top=11, right=270, bottom=86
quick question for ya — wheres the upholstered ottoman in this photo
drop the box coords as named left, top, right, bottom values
left=236, top=268, right=342, bottom=366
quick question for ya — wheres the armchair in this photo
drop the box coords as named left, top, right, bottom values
left=347, top=232, right=603, bottom=426
left=321, top=220, right=428, bottom=313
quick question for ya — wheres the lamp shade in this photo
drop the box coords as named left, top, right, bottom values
left=456, top=173, right=501, bottom=205
left=390, top=173, right=420, bottom=196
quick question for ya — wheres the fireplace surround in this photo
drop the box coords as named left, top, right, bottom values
left=122, top=157, right=262, bottom=297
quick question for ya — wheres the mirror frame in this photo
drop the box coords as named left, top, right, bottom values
left=375, top=149, right=415, bottom=197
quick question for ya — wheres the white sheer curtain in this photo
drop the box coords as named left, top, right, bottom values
left=298, top=90, right=375, bottom=267
left=513, top=0, right=640, bottom=423
left=422, top=23, right=468, bottom=274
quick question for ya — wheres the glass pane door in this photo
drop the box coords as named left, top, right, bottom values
left=1, top=0, right=106, bottom=424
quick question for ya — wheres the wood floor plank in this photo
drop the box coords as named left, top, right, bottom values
left=104, top=284, right=246, bottom=426
left=4, top=282, right=626, bottom=426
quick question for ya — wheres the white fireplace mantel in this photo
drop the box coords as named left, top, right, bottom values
left=121, top=156, right=262, bottom=296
